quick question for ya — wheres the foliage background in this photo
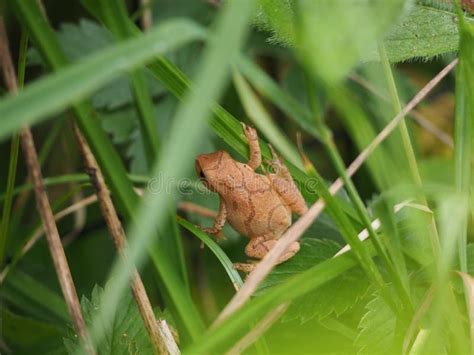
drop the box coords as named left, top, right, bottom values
left=0, top=0, right=473, bottom=354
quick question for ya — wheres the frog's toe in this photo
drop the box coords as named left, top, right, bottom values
left=278, top=241, right=300, bottom=264
left=241, top=123, right=258, bottom=141
left=234, top=262, right=258, bottom=273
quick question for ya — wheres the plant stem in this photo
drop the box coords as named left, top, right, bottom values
left=0, top=17, right=95, bottom=355
left=378, top=43, right=441, bottom=264
left=0, top=31, right=28, bottom=266
left=304, top=74, right=413, bottom=315
left=74, top=125, right=179, bottom=355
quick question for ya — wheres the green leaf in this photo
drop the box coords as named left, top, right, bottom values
left=64, top=282, right=154, bottom=354
left=98, top=0, right=161, bottom=167
left=256, top=2, right=474, bottom=64
left=0, top=308, right=64, bottom=354
left=0, top=18, right=205, bottom=141
left=258, top=239, right=341, bottom=291
left=287, top=268, right=370, bottom=323
left=51, top=19, right=164, bottom=110
left=255, top=0, right=296, bottom=45
left=83, top=0, right=256, bottom=347
left=185, top=242, right=378, bottom=354
left=1, top=269, right=68, bottom=323
left=367, top=5, right=474, bottom=62
left=257, top=239, right=370, bottom=323
left=355, top=292, right=398, bottom=354
left=257, top=0, right=407, bottom=82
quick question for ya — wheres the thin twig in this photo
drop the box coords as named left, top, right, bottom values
left=226, top=303, right=288, bottom=355
left=73, top=125, right=179, bottom=355
left=214, top=59, right=458, bottom=325
left=140, top=0, right=153, bottom=30
left=178, top=201, right=218, bottom=218
left=0, top=17, right=95, bottom=355
left=334, top=200, right=432, bottom=257
left=350, top=72, right=454, bottom=148
left=0, top=194, right=98, bottom=284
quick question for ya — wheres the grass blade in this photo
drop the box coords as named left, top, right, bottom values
left=10, top=0, right=208, bottom=341
left=235, top=55, right=320, bottom=139
left=177, top=216, right=243, bottom=291
left=82, top=0, right=256, bottom=349
left=0, top=19, right=205, bottom=140
left=454, top=13, right=474, bottom=273
left=0, top=31, right=28, bottom=266
left=232, top=70, right=302, bottom=169
left=97, top=0, right=161, bottom=167
left=185, top=243, right=376, bottom=354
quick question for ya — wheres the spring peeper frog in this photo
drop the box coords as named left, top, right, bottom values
left=195, top=123, right=308, bottom=272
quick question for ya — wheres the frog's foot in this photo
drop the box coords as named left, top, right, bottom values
left=233, top=261, right=258, bottom=273
left=199, top=226, right=226, bottom=241
left=241, top=122, right=261, bottom=170
left=245, top=236, right=300, bottom=264
left=241, top=122, right=258, bottom=142
left=264, top=145, right=285, bottom=176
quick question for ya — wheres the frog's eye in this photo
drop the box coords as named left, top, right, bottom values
left=195, top=159, right=207, bottom=180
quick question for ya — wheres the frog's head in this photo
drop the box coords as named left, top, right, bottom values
left=195, top=150, right=232, bottom=193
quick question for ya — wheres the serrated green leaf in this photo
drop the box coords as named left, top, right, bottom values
left=355, top=292, right=398, bottom=354
left=297, top=0, right=407, bottom=82
left=286, top=267, right=370, bottom=323
left=257, top=239, right=370, bottom=323
left=256, top=0, right=407, bottom=82
left=258, top=239, right=341, bottom=291
left=29, top=18, right=165, bottom=110
left=64, top=282, right=154, bottom=355
left=256, top=2, right=474, bottom=65
left=367, top=5, right=474, bottom=62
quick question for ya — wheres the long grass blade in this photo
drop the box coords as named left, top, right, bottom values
left=97, top=0, right=161, bottom=167
left=80, top=0, right=256, bottom=350
left=232, top=70, right=302, bottom=169
left=177, top=217, right=244, bottom=291
left=0, top=19, right=205, bottom=140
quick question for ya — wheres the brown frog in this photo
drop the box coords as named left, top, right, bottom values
left=195, top=124, right=308, bottom=272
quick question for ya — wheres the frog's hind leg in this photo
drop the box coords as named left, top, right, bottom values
left=234, top=235, right=300, bottom=272
left=267, top=146, right=308, bottom=216
left=241, top=123, right=262, bottom=170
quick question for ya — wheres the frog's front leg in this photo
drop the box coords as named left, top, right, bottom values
left=201, top=199, right=227, bottom=240
left=241, top=123, right=261, bottom=170
left=234, top=235, right=300, bottom=272
left=267, top=146, right=308, bottom=216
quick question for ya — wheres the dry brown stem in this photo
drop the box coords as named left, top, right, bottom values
left=0, top=17, right=95, bottom=355
left=73, top=126, right=179, bottom=355
left=214, top=59, right=458, bottom=326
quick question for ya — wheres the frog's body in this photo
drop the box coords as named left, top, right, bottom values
left=195, top=124, right=308, bottom=272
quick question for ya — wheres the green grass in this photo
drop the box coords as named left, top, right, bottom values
left=1, top=0, right=473, bottom=354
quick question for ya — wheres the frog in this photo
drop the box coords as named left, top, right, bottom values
left=194, top=123, right=308, bottom=272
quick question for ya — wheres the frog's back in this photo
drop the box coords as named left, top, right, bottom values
left=223, top=162, right=291, bottom=238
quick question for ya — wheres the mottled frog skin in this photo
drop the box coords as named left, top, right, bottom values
left=195, top=124, right=308, bottom=272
